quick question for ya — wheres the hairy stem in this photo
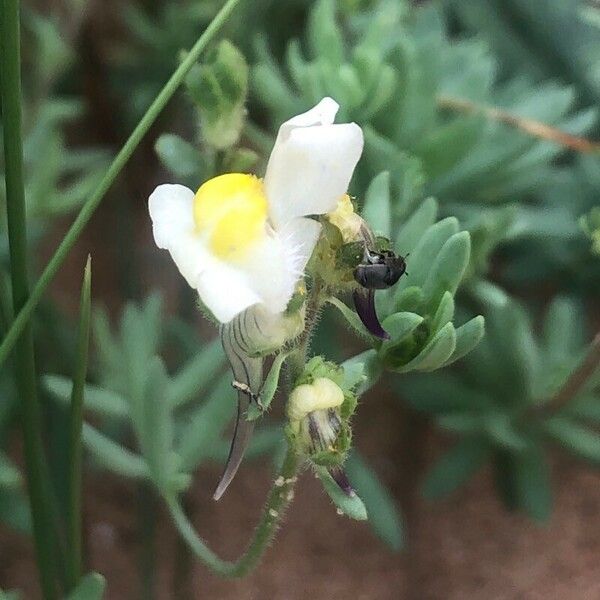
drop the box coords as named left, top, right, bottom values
left=0, top=0, right=243, bottom=367
left=1, top=0, right=59, bottom=596
left=166, top=444, right=299, bottom=578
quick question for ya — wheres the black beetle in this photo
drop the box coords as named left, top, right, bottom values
left=353, top=249, right=407, bottom=290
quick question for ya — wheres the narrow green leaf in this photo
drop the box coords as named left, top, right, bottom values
left=136, top=357, right=173, bottom=489
left=442, top=315, right=485, bottom=367
left=66, top=572, right=106, bottom=600
left=327, top=296, right=370, bottom=339
left=307, top=0, right=344, bottom=65
left=394, top=217, right=459, bottom=297
left=247, top=351, right=290, bottom=420
left=422, top=437, right=490, bottom=500
left=381, top=311, right=424, bottom=343
left=67, top=256, right=92, bottom=589
left=168, top=337, right=224, bottom=407
left=421, top=231, right=471, bottom=309
left=82, top=423, right=149, bottom=479
left=514, top=445, right=552, bottom=523
left=346, top=451, right=404, bottom=550
left=341, top=349, right=381, bottom=394
left=397, top=322, right=456, bottom=373
left=43, top=376, right=128, bottom=418
left=430, top=291, right=455, bottom=334
left=177, top=377, right=236, bottom=472
left=395, top=196, right=438, bottom=256
left=154, top=134, right=201, bottom=178
left=392, top=286, right=423, bottom=313
left=316, top=467, right=368, bottom=521
left=0, top=452, right=22, bottom=489
left=545, top=417, right=600, bottom=464
left=362, top=172, right=392, bottom=238
left=401, top=372, right=494, bottom=413
left=483, top=414, right=528, bottom=451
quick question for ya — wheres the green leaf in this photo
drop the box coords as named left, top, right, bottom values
left=134, top=357, right=174, bottom=489
left=397, top=322, right=456, bottom=373
left=392, top=286, right=423, bottom=313
left=307, top=0, right=344, bottom=65
left=545, top=417, right=600, bottom=464
left=177, top=377, right=236, bottom=472
left=421, top=231, right=471, bottom=309
left=362, top=172, right=392, bottom=238
left=430, top=291, right=455, bottom=334
left=394, top=217, right=459, bottom=298
left=66, top=572, right=106, bottom=600
left=0, top=488, right=31, bottom=534
left=43, top=376, right=128, bottom=418
left=402, top=372, right=493, bottom=413
left=154, top=134, right=201, bottom=178
left=395, top=197, right=438, bottom=256
left=168, top=337, right=224, bottom=407
left=327, top=296, right=370, bottom=339
left=483, top=414, right=528, bottom=451
left=442, top=315, right=485, bottom=367
left=381, top=311, right=424, bottom=343
left=346, top=451, right=404, bottom=550
left=83, top=423, right=149, bottom=479
left=514, top=445, right=552, bottom=523
left=0, top=589, right=20, bottom=600
left=0, top=452, right=21, bottom=489
left=422, top=437, right=490, bottom=500
left=341, top=349, right=381, bottom=394
left=316, top=467, right=367, bottom=521
left=247, top=351, right=290, bottom=420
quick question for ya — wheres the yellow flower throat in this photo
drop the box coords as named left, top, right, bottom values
left=193, top=173, right=268, bottom=262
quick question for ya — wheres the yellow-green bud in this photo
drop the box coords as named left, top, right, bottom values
left=287, top=378, right=347, bottom=462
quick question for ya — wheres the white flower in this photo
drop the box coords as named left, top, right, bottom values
left=149, top=97, right=363, bottom=323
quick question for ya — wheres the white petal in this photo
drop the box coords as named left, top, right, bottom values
left=196, top=265, right=261, bottom=323
left=241, top=234, right=297, bottom=315
left=279, top=217, right=322, bottom=276
left=149, top=184, right=203, bottom=287
left=279, top=96, right=339, bottom=131
left=148, top=184, right=261, bottom=322
left=265, top=103, right=363, bottom=228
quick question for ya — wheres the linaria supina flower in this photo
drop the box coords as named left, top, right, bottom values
left=149, top=97, right=363, bottom=324
left=149, top=98, right=363, bottom=499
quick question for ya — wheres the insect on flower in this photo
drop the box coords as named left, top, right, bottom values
left=148, top=97, right=363, bottom=499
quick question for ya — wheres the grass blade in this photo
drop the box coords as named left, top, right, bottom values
left=0, top=0, right=244, bottom=368
left=1, top=0, right=59, bottom=596
left=67, top=257, right=92, bottom=591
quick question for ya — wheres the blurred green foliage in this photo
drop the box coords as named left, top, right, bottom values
left=0, top=2, right=599, bottom=592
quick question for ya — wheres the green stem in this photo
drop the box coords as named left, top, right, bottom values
left=0, top=0, right=243, bottom=368
left=66, top=258, right=92, bottom=591
left=166, top=444, right=299, bottom=578
left=0, top=0, right=59, bottom=597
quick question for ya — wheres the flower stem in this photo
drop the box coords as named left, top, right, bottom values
left=0, top=0, right=243, bottom=368
left=166, top=444, right=299, bottom=578
left=0, top=0, right=59, bottom=597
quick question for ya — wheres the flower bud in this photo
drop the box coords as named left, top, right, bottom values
left=185, top=40, right=248, bottom=150
left=288, top=377, right=349, bottom=461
